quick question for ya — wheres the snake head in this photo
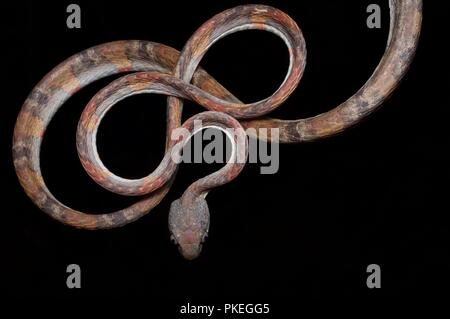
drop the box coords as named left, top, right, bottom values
left=168, top=195, right=210, bottom=260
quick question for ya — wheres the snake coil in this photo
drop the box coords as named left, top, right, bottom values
left=13, top=2, right=422, bottom=259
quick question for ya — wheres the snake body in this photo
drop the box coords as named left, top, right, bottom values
left=13, top=2, right=422, bottom=259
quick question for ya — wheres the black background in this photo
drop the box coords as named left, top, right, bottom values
left=2, top=0, right=450, bottom=310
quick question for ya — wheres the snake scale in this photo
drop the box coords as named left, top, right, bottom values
left=13, top=2, right=422, bottom=259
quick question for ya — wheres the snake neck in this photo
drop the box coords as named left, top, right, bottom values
left=180, top=188, right=205, bottom=209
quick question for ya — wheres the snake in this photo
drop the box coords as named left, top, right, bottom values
left=12, top=1, right=422, bottom=260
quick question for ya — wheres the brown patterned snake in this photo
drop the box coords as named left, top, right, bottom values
left=12, top=2, right=422, bottom=259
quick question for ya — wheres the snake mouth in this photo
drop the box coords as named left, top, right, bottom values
left=178, top=229, right=204, bottom=260
left=178, top=243, right=203, bottom=260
